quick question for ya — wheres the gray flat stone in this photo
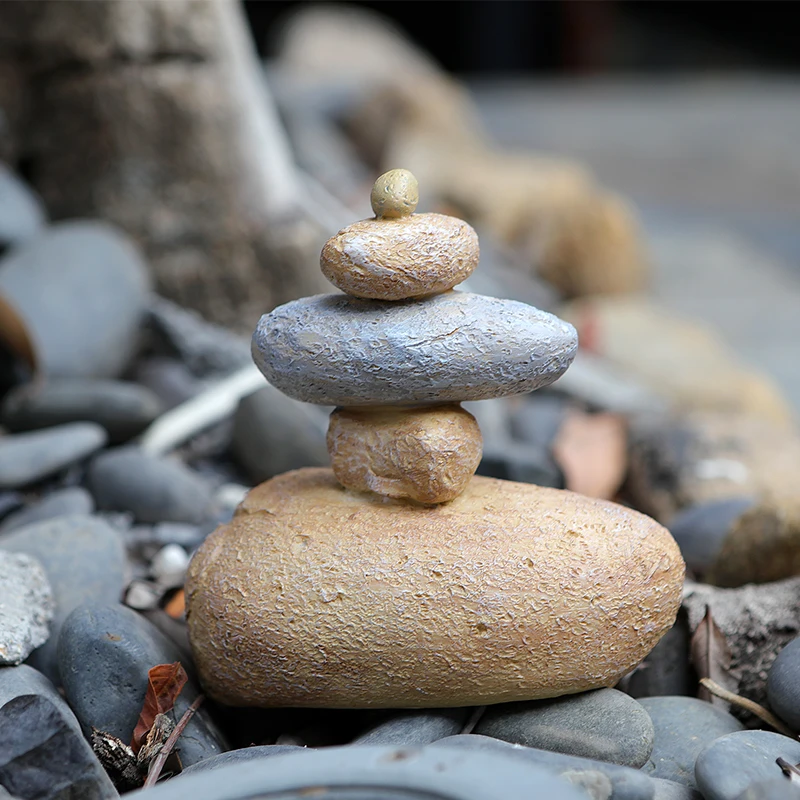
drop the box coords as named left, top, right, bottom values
left=638, top=696, right=744, bottom=788
left=353, top=708, right=467, bottom=747
left=767, top=635, right=800, bottom=732
left=253, top=292, right=578, bottom=406
left=0, top=551, right=53, bottom=665
left=695, top=730, right=800, bottom=800
left=0, top=487, right=95, bottom=534
left=652, top=778, right=704, bottom=800
left=0, top=422, right=107, bottom=489
left=58, top=603, right=226, bottom=768
left=1, top=379, right=162, bottom=444
left=0, top=664, right=117, bottom=799
left=86, top=446, right=213, bottom=524
left=735, top=779, right=800, bottom=800
left=0, top=514, right=125, bottom=683
left=427, top=735, right=656, bottom=800
left=0, top=163, right=46, bottom=249
left=178, top=746, right=303, bottom=777
left=475, top=688, right=655, bottom=768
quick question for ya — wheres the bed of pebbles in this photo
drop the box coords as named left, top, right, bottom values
left=3, top=160, right=800, bottom=800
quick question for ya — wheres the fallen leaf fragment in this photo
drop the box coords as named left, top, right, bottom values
left=690, top=606, right=739, bottom=708
left=165, top=589, right=186, bottom=619
left=131, top=662, right=188, bottom=754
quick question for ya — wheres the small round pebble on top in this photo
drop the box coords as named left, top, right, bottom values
left=370, top=168, right=419, bottom=218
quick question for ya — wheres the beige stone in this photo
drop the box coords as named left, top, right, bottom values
left=327, top=404, right=482, bottom=504
left=185, top=467, right=684, bottom=709
left=370, top=168, right=418, bottom=219
left=320, top=212, right=479, bottom=301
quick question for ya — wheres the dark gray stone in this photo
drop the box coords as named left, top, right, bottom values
left=0, top=163, right=46, bottom=250
left=0, top=515, right=125, bottom=683
left=0, top=551, right=53, bottom=665
left=1, top=379, right=162, bottom=443
left=133, top=357, right=202, bottom=411
left=353, top=709, right=467, bottom=747
left=427, top=735, right=656, bottom=800
left=58, top=604, right=225, bottom=768
left=625, top=614, right=693, bottom=699
left=638, top=696, right=744, bottom=788
left=231, top=384, right=328, bottom=482
left=509, top=394, right=569, bottom=448
left=0, top=487, right=94, bottom=534
left=126, top=743, right=586, bottom=800
left=253, top=291, right=578, bottom=406
left=0, top=422, right=107, bottom=489
left=0, top=491, right=22, bottom=521
left=178, top=746, right=303, bottom=777
left=86, top=446, right=213, bottom=524
left=695, top=730, right=800, bottom=800
left=0, top=664, right=117, bottom=799
left=668, top=498, right=756, bottom=576
left=475, top=688, right=654, bottom=768
left=768, top=636, right=800, bottom=732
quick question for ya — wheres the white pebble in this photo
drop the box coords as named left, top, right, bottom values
left=151, top=544, right=189, bottom=587
left=125, top=580, right=161, bottom=611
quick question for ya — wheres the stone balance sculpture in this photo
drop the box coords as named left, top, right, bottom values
left=186, top=170, right=684, bottom=708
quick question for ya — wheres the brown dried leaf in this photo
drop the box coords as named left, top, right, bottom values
left=691, top=606, right=738, bottom=708
left=552, top=410, right=627, bottom=499
left=130, top=662, right=188, bottom=754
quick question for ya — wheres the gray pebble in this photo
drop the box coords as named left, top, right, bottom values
left=86, top=446, right=213, bottom=524
left=178, top=746, right=303, bottom=777
left=0, top=514, right=125, bottom=683
left=253, top=292, right=578, bottom=406
left=0, top=551, right=53, bottom=665
left=652, top=778, right=704, bottom=799
left=475, top=688, right=654, bottom=768
left=1, top=379, right=162, bottom=443
left=231, top=384, right=329, bottom=482
left=0, top=487, right=94, bottom=534
left=668, top=498, right=756, bottom=577
left=638, top=696, right=744, bottom=787
left=561, top=769, right=613, bottom=800
left=0, top=422, right=107, bottom=489
left=695, top=730, right=800, bottom=800
left=353, top=708, right=467, bottom=747
left=768, top=636, right=800, bottom=732
left=735, top=778, right=800, bottom=799
left=427, top=735, right=657, bottom=800
left=58, top=603, right=226, bottom=768
left=0, top=163, right=46, bottom=250
left=0, top=664, right=117, bottom=799
left=134, top=357, right=202, bottom=410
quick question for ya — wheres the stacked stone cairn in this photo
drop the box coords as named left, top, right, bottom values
left=185, top=170, right=685, bottom=709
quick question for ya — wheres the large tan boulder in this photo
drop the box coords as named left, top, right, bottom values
left=186, top=468, right=684, bottom=708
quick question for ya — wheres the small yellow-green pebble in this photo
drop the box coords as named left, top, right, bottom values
left=370, top=169, right=419, bottom=219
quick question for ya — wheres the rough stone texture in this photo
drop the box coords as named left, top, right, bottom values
left=638, top=697, right=744, bottom=788
left=327, top=404, right=483, bottom=503
left=0, top=664, right=118, bottom=799
left=370, top=168, right=419, bottom=218
left=86, top=446, right=213, bottom=524
left=0, top=0, right=331, bottom=333
left=1, top=379, right=162, bottom=443
left=0, top=514, right=126, bottom=683
left=475, top=688, right=655, bottom=768
left=0, top=163, right=46, bottom=250
left=320, top=213, right=479, bottom=300
left=186, top=467, right=683, bottom=709
left=0, top=487, right=95, bottom=534
left=253, top=291, right=578, bottom=406
left=682, top=578, right=800, bottom=711
left=0, top=551, right=53, bottom=665
left=353, top=709, right=467, bottom=746
left=694, top=730, right=800, bottom=800
left=766, top=636, right=800, bottom=732
left=0, top=422, right=108, bottom=490
left=58, top=603, right=225, bottom=768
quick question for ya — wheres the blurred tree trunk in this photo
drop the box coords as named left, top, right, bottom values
left=0, top=0, right=331, bottom=332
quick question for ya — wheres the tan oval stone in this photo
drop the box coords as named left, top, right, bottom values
left=185, top=468, right=684, bottom=709
left=327, top=404, right=482, bottom=504
left=320, top=213, right=479, bottom=300
left=370, top=169, right=419, bottom=219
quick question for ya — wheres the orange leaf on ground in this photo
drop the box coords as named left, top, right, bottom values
left=164, top=589, right=186, bottom=619
left=552, top=410, right=627, bottom=500
left=130, top=662, right=188, bottom=754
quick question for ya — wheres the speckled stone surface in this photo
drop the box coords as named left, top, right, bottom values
left=252, top=292, right=578, bottom=406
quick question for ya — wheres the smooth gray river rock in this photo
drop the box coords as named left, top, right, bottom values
left=252, top=292, right=578, bottom=406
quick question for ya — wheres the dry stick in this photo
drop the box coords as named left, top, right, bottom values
left=461, top=705, right=487, bottom=735
left=700, top=678, right=797, bottom=739
left=143, top=695, right=205, bottom=788
left=776, top=757, right=800, bottom=782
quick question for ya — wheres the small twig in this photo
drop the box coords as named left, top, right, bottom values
left=776, top=757, right=800, bottom=782
left=460, top=705, right=486, bottom=735
left=143, top=695, right=205, bottom=788
left=700, top=679, right=797, bottom=739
